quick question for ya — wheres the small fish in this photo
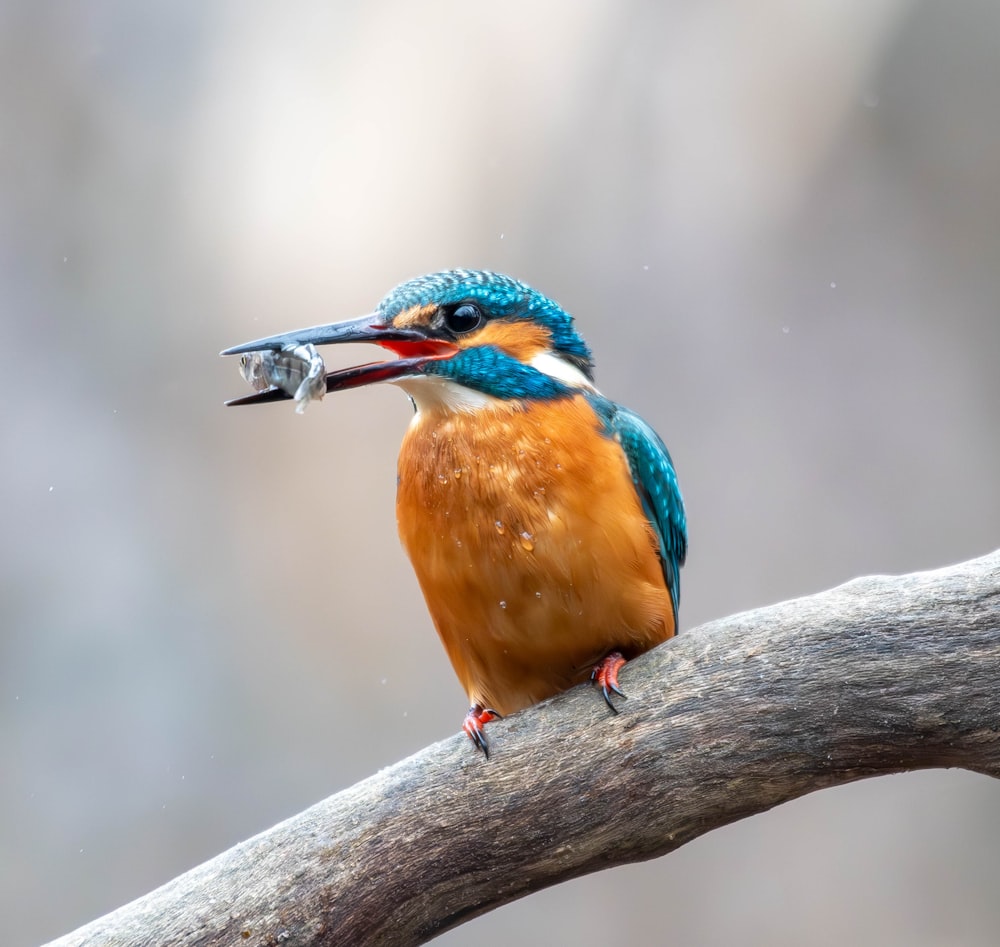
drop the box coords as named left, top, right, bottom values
left=238, top=342, right=326, bottom=414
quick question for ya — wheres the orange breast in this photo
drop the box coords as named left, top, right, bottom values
left=396, top=394, right=675, bottom=715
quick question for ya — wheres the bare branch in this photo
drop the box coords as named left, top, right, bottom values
left=48, top=551, right=1000, bottom=947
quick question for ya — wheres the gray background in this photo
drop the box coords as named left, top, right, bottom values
left=3, top=2, right=999, bottom=944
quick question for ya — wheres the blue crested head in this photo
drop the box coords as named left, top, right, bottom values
left=222, top=269, right=598, bottom=407
left=377, top=269, right=594, bottom=381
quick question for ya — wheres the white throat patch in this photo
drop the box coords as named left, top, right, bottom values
left=394, top=374, right=497, bottom=414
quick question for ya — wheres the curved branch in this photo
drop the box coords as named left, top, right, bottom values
left=48, top=551, right=1000, bottom=947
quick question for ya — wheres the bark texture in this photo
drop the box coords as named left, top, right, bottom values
left=48, top=551, right=1000, bottom=947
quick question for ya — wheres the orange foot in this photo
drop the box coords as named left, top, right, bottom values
left=591, top=651, right=627, bottom=712
left=462, top=704, right=502, bottom=758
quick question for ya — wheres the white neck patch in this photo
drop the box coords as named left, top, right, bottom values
left=529, top=350, right=598, bottom=391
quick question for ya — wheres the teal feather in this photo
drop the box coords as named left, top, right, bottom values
left=587, top=394, right=687, bottom=625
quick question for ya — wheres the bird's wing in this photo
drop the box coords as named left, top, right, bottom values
left=591, top=397, right=687, bottom=622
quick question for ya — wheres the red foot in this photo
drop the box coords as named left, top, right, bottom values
left=462, top=704, right=502, bottom=758
left=591, top=651, right=628, bottom=713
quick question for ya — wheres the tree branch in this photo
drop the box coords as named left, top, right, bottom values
left=48, top=551, right=1000, bottom=947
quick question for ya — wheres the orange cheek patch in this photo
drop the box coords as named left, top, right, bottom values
left=465, top=321, right=552, bottom=361
left=393, top=304, right=438, bottom=329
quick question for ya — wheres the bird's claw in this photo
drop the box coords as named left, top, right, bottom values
left=591, top=651, right=628, bottom=713
left=462, top=704, right=502, bottom=758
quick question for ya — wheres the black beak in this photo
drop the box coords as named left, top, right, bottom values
left=220, top=313, right=416, bottom=357
left=220, top=314, right=456, bottom=407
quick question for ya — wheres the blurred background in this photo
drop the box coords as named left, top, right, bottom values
left=2, top=1, right=999, bottom=944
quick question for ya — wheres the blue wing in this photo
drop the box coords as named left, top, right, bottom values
left=588, top=395, right=687, bottom=627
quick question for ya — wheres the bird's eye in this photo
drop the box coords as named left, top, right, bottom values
left=444, top=303, right=484, bottom=334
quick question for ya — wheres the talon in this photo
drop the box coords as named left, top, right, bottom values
left=462, top=704, right=502, bottom=758
left=591, top=651, right=628, bottom=713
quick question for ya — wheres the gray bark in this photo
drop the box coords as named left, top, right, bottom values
left=48, top=551, right=1000, bottom=947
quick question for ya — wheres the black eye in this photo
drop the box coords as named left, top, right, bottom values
left=444, top=303, right=484, bottom=334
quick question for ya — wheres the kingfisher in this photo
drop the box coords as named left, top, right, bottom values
left=222, top=270, right=686, bottom=756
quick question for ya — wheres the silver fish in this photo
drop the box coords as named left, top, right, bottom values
left=239, top=342, right=326, bottom=414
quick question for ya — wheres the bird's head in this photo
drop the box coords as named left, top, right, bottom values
left=222, top=270, right=596, bottom=411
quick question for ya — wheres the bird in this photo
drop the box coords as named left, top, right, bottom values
left=222, top=270, right=687, bottom=756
